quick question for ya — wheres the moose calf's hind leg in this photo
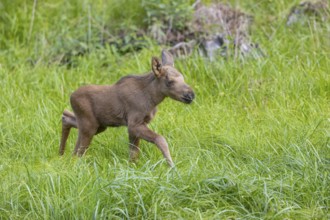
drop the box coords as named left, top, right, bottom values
left=129, top=135, right=141, bottom=163
left=73, top=119, right=99, bottom=156
left=74, top=130, right=96, bottom=156
left=59, top=111, right=78, bottom=155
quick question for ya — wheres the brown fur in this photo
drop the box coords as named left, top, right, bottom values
left=59, top=50, right=195, bottom=167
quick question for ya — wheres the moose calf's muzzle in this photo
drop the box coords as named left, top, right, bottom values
left=182, top=90, right=195, bottom=104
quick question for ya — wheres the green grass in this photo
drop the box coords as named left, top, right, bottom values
left=0, top=0, right=329, bottom=219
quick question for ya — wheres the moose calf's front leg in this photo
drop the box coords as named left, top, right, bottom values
left=154, top=135, right=174, bottom=167
left=128, top=124, right=174, bottom=167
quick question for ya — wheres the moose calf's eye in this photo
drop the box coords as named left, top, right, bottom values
left=166, top=80, right=175, bottom=87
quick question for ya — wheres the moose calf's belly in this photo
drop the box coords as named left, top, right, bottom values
left=96, top=112, right=127, bottom=127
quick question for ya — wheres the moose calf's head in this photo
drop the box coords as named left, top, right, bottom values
left=152, top=50, right=195, bottom=104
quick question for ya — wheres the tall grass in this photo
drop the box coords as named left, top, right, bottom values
left=0, top=0, right=329, bottom=219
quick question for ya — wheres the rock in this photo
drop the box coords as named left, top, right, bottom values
left=287, top=0, right=329, bottom=26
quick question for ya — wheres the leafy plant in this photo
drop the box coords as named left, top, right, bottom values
left=142, top=0, right=194, bottom=31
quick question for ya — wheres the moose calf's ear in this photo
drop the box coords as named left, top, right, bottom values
left=161, top=50, right=174, bottom=67
left=152, top=57, right=163, bottom=78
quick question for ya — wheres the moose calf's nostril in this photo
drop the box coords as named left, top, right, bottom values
left=190, top=92, right=195, bottom=100
left=186, top=92, right=195, bottom=100
left=182, top=92, right=195, bottom=104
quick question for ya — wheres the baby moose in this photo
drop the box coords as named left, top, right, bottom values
left=59, top=50, right=195, bottom=167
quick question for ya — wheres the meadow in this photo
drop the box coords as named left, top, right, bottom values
left=0, top=0, right=329, bottom=219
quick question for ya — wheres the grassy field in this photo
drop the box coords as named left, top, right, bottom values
left=0, top=0, right=329, bottom=219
